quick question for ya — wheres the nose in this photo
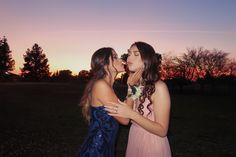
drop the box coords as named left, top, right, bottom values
left=127, top=55, right=133, bottom=63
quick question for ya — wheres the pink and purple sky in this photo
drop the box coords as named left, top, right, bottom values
left=1, top=0, right=236, bottom=74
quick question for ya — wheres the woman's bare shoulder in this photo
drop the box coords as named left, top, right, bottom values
left=93, top=79, right=111, bottom=92
left=155, top=80, right=168, bottom=91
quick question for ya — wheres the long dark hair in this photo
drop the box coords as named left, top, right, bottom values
left=132, top=41, right=162, bottom=116
left=80, top=47, right=114, bottom=123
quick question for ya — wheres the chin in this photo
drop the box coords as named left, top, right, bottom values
left=127, top=66, right=134, bottom=72
left=128, top=67, right=137, bottom=72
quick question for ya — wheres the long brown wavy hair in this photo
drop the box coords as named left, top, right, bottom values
left=80, top=47, right=116, bottom=123
left=132, top=42, right=162, bottom=116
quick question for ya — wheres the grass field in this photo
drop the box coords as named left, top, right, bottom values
left=0, top=83, right=235, bottom=157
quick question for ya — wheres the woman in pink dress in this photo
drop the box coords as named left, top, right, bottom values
left=105, top=41, right=172, bottom=157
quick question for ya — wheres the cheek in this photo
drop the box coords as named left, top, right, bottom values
left=112, top=61, right=121, bottom=69
left=114, top=61, right=120, bottom=67
left=134, top=58, right=144, bottom=68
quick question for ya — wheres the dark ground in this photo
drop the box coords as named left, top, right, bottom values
left=0, top=82, right=235, bottom=157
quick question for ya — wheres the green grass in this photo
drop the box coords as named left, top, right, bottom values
left=0, top=83, right=235, bottom=157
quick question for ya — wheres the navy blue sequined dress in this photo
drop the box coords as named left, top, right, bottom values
left=77, top=106, right=119, bottom=157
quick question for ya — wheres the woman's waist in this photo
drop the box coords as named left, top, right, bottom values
left=130, top=123, right=169, bottom=139
left=87, top=126, right=119, bottom=137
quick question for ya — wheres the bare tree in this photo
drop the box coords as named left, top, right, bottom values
left=226, top=59, right=236, bottom=76
left=207, top=49, right=228, bottom=77
left=177, top=48, right=229, bottom=80
left=161, top=53, right=177, bottom=80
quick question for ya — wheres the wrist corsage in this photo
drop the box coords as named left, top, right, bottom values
left=126, top=84, right=143, bottom=100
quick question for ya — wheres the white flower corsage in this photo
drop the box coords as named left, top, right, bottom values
left=127, top=85, right=143, bottom=100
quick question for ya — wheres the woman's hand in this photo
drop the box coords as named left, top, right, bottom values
left=104, top=100, right=134, bottom=118
left=127, top=67, right=143, bottom=86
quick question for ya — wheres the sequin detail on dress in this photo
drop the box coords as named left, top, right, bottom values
left=77, top=106, right=119, bottom=157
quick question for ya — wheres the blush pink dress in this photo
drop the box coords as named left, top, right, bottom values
left=125, top=98, right=171, bottom=157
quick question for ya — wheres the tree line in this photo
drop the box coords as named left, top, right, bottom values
left=1, top=36, right=235, bottom=91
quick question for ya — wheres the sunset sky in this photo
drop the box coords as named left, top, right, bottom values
left=1, top=0, right=236, bottom=74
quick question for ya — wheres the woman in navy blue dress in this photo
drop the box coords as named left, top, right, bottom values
left=77, top=47, right=140, bottom=157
